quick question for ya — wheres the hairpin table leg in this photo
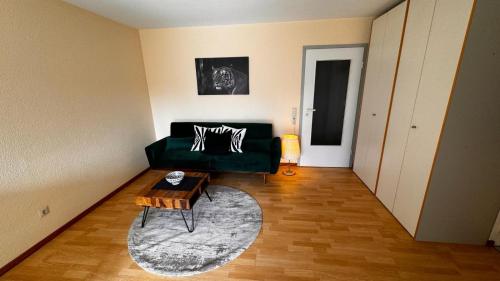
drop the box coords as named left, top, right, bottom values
left=204, top=189, right=213, bottom=202
left=180, top=208, right=195, bottom=232
left=141, top=206, right=150, bottom=228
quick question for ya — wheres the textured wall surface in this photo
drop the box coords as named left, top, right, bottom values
left=139, top=18, right=372, bottom=138
left=0, top=0, right=155, bottom=267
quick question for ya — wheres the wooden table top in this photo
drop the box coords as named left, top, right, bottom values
left=135, top=170, right=209, bottom=210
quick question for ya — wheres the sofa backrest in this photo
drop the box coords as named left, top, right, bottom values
left=170, top=122, right=273, bottom=139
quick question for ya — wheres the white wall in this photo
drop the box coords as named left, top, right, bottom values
left=0, top=0, right=155, bottom=267
left=139, top=18, right=372, bottom=138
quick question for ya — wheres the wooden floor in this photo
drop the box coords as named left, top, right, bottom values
left=2, top=167, right=499, bottom=281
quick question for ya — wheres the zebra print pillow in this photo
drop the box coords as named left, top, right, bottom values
left=191, top=125, right=224, bottom=151
left=222, top=125, right=247, bottom=153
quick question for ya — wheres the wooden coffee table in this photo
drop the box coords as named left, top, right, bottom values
left=135, top=171, right=211, bottom=232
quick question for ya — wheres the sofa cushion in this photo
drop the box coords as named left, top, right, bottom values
left=166, top=137, right=193, bottom=151
left=242, top=139, right=272, bottom=153
left=160, top=150, right=211, bottom=170
left=203, top=130, right=232, bottom=155
left=171, top=122, right=272, bottom=139
left=191, top=126, right=225, bottom=151
left=211, top=152, right=270, bottom=172
left=222, top=125, right=247, bottom=153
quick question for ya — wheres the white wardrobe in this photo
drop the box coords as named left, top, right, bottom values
left=354, top=0, right=500, bottom=242
left=353, top=1, right=407, bottom=192
left=376, top=0, right=474, bottom=236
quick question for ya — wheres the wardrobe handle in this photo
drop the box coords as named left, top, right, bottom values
left=372, top=113, right=376, bottom=116
left=411, top=125, right=417, bottom=129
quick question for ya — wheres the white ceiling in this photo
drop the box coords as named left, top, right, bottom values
left=64, top=0, right=400, bottom=29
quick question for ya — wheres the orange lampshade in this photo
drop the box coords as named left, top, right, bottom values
left=281, top=134, right=300, bottom=162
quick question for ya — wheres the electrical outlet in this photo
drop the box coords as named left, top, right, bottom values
left=39, top=206, right=50, bottom=218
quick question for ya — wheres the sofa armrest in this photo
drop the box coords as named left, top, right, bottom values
left=270, top=137, right=282, bottom=174
left=145, top=137, right=168, bottom=168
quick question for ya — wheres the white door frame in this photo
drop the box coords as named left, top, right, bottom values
left=298, top=45, right=368, bottom=167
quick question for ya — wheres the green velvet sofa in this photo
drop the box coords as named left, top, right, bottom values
left=145, top=122, right=281, bottom=179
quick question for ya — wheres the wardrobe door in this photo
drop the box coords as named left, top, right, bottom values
left=376, top=0, right=436, bottom=210
left=353, top=14, right=386, bottom=191
left=362, top=2, right=407, bottom=191
left=353, top=1, right=407, bottom=192
left=393, top=0, right=475, bottom=236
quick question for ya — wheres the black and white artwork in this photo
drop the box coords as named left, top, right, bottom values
left=195, top=57, right=249, bottom=95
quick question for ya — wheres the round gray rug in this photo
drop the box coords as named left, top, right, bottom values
left=127, top=185, right=262, bottom=276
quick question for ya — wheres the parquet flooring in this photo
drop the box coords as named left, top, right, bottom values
left=2, top=167, right=499, bottom=281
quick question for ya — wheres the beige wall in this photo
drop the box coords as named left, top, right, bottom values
left=0, top=0, right=154, bottom=267
left=140, top=18, right=372, bottom=138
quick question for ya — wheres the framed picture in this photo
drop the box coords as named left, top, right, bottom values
left=195, top=57, right=249, bottom=95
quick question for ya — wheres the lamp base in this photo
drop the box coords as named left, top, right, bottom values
left=282, top=160, right=296, bottom=176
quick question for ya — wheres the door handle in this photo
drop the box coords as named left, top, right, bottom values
left=372, top=113, right=376, bottom=116
left=411, top=125, right=417, bottom=129
left=305, top=108, right=316, bottom=117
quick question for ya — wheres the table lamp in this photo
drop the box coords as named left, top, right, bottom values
left=281, top=134, right=300, bottom=176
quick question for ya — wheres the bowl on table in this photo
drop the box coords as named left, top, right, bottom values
left=165, top=171, right=185, bottom=185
